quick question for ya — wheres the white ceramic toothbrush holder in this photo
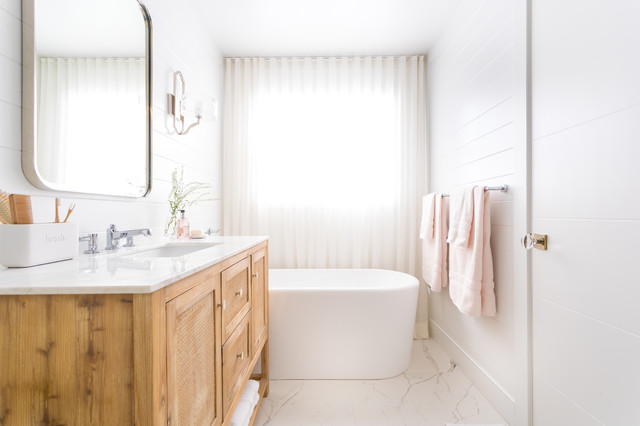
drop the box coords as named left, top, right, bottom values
left=0, top=223, right=79, bottom=268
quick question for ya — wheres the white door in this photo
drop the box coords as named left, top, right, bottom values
left=530, top=0, right=640, bottom=424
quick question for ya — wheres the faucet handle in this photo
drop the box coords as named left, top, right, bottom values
left=79, top=233, right=101, bottom=254
left=123, top=236, right=135, bottom=248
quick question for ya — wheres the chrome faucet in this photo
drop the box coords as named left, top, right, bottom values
left=105, top=224, right=152, bottom=250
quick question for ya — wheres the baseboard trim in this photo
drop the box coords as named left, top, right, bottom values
left=414, top=321, right=429, bottom=339
left=429, top=320, right=515, bottom=425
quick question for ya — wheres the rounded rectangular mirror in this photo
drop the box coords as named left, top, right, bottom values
left=22, top=0, right=152, bottom=197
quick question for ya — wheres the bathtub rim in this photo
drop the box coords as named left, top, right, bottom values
left=268, top=268, right=419, bottom=291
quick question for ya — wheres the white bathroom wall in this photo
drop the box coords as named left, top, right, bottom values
left=0, top=0, right=223, bottom=245
left=531, top=1, right=640, bottom=424
left=427, top=0, right=522, bottom=422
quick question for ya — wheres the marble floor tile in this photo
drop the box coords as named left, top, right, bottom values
left=255, top=339, right=507, bottom=426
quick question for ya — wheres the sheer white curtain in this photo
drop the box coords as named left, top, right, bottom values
left=223, top=56, right=427, bottom=274
left=37, top=58, right=145, bottom=188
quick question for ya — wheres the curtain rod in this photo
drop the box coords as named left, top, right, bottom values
left=225, top=55, right=426, bottom=61
left=441, top=185, right=508, bottom=198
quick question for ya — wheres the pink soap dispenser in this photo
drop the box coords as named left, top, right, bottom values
left=176, top=209, right=190, bottom=240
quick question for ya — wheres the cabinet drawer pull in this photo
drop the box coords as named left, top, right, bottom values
left=236, top=352, right=244, bottom=360
left=236, top=289, right=243, bottom=297
left=252, top=272, right=258, bottom=279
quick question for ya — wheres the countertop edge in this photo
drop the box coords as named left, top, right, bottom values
left=0, top=236, right=268, bottom=295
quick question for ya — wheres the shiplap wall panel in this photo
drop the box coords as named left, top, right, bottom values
left=0, top=8, right=21, bottom=61
left=431, top=149, right=514, bottom=190
left=456, top=99, right=515, bottom=148
left=533, top=0, right=640, bottom=140
left=427, top=0, right=517, bottom=421
left=0, top=56, right=21, bottom=106
left=432, top=121, right=514, bottom=175
left=0, top=0, right=223, bottom=244
left=533, top=377, right=604, bottom=426
left=533, top=106, right=640, bottom=220
left=533, top=218, right=640, bottom=336
left=532, top=1, right=640, bottom=423
left=0, top=102, right=21, bottom=151
left=533, top=298, right=640, bottom=424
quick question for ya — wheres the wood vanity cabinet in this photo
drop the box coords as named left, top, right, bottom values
left=0, top=240, right=269, bottom=426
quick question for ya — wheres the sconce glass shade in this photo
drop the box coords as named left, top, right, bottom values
left=180, top=93, right=217, bottom=122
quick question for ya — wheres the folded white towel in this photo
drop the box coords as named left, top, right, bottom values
left=229, top=400, right=252, bottom=426
left=230, top=379, right=261, bottom=426
left=447, top=186, right=474, bottom=246
left=245, top=379, right=260, bottom=394
left=448, top=186, right=496, bottom=316
left=239, top=389, right=259, bottom=407
left=240, top=379, right=260, bottom=405
left=421, top=193, right=448, bottom=292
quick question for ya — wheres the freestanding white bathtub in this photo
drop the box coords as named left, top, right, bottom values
left=269, top=269, right=419, bottom=380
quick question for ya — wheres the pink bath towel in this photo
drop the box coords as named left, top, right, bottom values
left=446, top=187, right=474, bottom=247
left=420, top=193, right=448, bottom=292
left=448, top=186, right=496, bottom=316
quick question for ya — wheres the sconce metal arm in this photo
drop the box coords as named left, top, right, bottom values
left=170, top=70, right=201, bottom=135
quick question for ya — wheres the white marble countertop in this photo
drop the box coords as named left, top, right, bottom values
left=0, top=236, right=268, bottom=295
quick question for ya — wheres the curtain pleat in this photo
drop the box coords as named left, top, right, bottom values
left=37, top=57, right=145, bottom=194
left=223, top=56, right=427, bottom=277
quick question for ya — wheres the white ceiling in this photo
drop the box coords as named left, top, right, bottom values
left=193, top=0, right=459, bottom=57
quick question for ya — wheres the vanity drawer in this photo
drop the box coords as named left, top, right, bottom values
left=222, top=312, right=251, bottom=418
left=221, top=256, right=251, bottom=341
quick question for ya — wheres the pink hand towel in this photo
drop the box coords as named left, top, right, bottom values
left=420, top=193, right=448, bottom=292
left=448, top=186, right=496, bottom=316
left=447, top=187, right=474, bottom=247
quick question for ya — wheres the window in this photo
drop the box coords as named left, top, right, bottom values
left=223, top=56, right=426, bottom=271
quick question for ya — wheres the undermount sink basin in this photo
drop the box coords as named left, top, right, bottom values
left=130, top=243, right=221, bottom=258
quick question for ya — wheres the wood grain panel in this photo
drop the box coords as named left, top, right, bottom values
left=133, top=292, right=165, bottom=426
left=221, top=256, right=251, bottom=342
left=251, top=248, right=268, bottom=358
left=0, top=294, right=134, bottom=425
left=222, top=313, right=250, bottom=418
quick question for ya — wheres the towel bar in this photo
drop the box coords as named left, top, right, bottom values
left=441, top=185, right=508, bottom=197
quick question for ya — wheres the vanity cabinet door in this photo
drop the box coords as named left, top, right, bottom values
left=166, top=275, right=222, bottom=426
left=251, top=247, right=268, bottom=357
left=221, top=257, right=251, bottom=342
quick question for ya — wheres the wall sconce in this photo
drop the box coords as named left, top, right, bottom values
left=168, top=71, right=217, bottom=135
